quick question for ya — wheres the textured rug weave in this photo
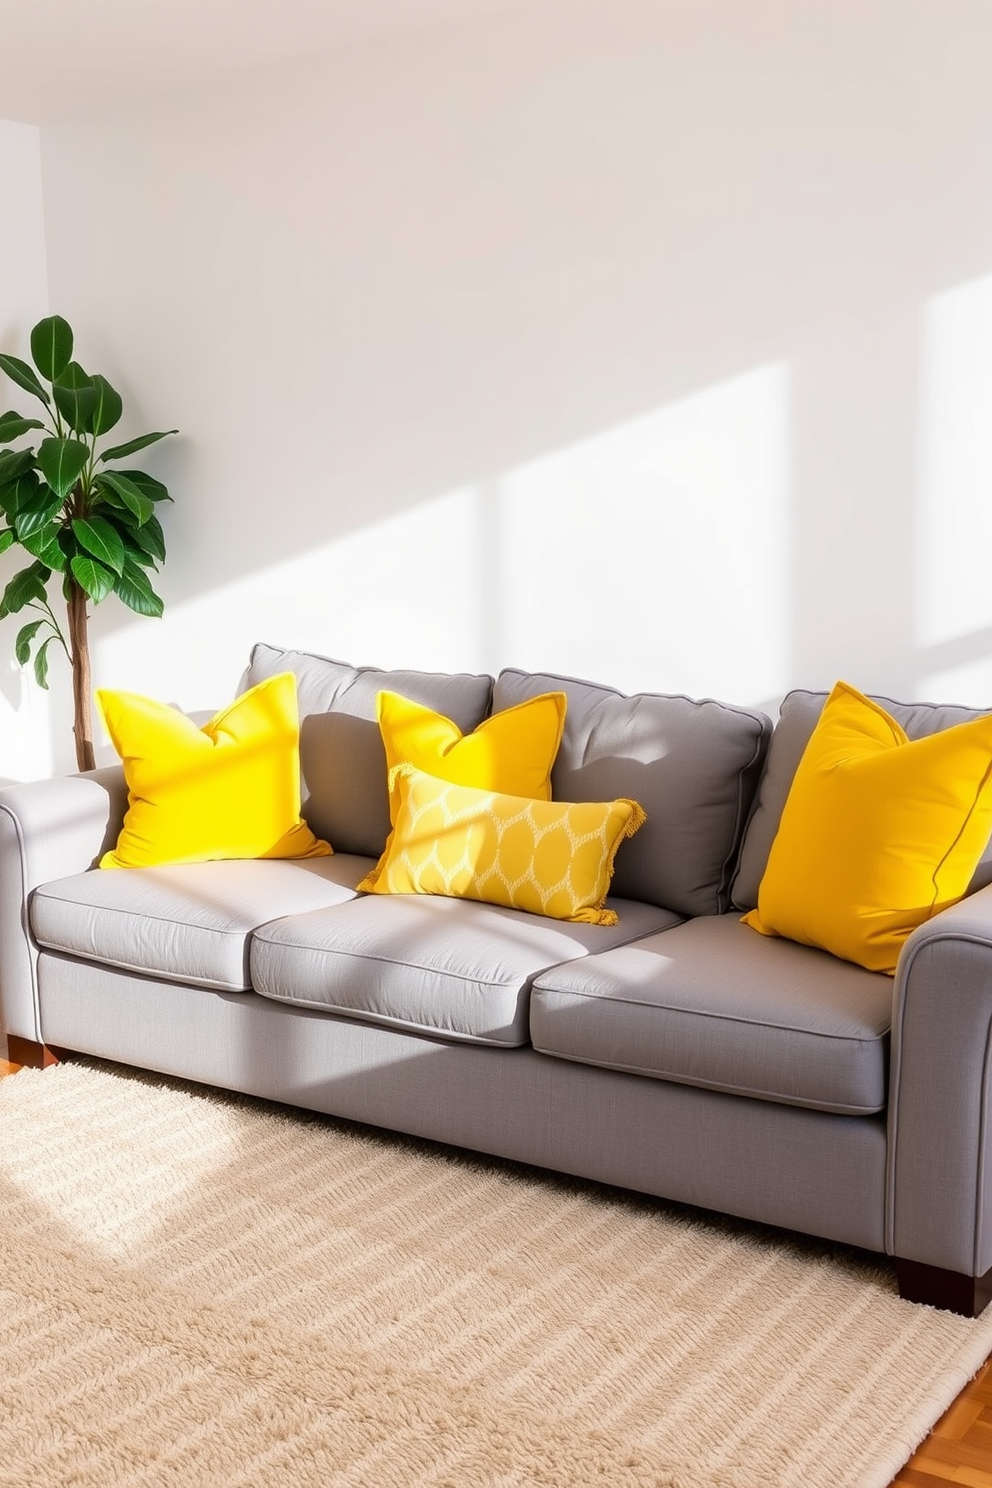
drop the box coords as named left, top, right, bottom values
left=1, top=1061, right=991, bottom=1488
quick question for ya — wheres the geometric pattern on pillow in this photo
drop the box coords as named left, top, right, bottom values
left=358, top=764, right=646, bottom=925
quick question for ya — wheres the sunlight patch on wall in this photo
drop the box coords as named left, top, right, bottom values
left=489, top=363, right=791, bottom=702
left=914, top=654, right=992, bottom=707
left=916, top=272, right=992, bottom=677
left=96, top=362, right=791, bottom=734
left=94, top=486, right=485, bottom=717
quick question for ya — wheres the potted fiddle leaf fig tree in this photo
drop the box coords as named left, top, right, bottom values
left=0, top=314, right=177, bottom=771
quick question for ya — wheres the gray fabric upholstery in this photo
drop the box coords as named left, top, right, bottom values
left=31, top=855, right=374, bottom=991
left=532, top=914, right=892, bottom=1114
left=241, top=643, right=493, bottom=858
left=732, top=688, right=992, bottom=911
left=0, top=768, right=128, bottom=1040
left=35, top=957, right=888, bottom=1255
left=251, top=892, right=680, bottom=1046
left=887, top=884, right=992, bottom=1277
left=6, top=654, right=992, bottom=1293
left=492, top=668, right=770, bottom=918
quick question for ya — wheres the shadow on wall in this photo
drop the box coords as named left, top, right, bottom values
left=92, top=361, right=793, bottom=716
left=90, top=262, right=992, bottom=730
left=5, top=259, right=992, bottom=783
left=915, top=272, right=992, bottom=702
left=5, top=1, right=989, bottom=781
left=7, top=257, right=992, bottom=784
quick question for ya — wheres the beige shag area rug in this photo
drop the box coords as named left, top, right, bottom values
left=1, top=1061, right=991, bottom=1488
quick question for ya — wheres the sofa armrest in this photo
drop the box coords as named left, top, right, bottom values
left=887, top=884, right=992, bottom=1281
left=0, top=767, right=127, bottom=1042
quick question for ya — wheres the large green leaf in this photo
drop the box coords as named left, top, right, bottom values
left=20, top=522, right=65, bottom=570
left=100, top=495, right=139, bottom=527
left=72, top=516, right=126, bottom=574
left=37, top=436, right=88, bottom=500
left=30, top=316, right=73, bottom=381
left=0, top=560, right=50, bottom=618
left=89, top=374, right=123, bottom=437
left=33, top=635, right=53, bottom=689
left=69, top=554, right=115, bottom=604
left=14, top=489, right=62, bottom=540
left=52, top=362, right=98, bottom=435
left=95, top=470, right=154, bottom=524
left=0, top=447, right=37, bottom=487
left=121, top=467, right=172, bottom=502
left=0, top=528, right=15, bottom=556
left=0, top=411, right=45, bottom=444
left=0, top=472, right=41, bottom=519
left=104, top=512, right=158, bottom=564
left=0, top=353, right=50, bottom=406
left=99, top=429, right=177, bottom=464
left=122, top=510, right=166, bottom=563
left=113, top=557, right=163, bottom=617
left=14, top=618, right=43, bottom=665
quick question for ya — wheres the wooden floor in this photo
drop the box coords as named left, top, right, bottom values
left=893, top=1356, right=992, bottom=1487
left=0, top=1036, right=989, bottom=1484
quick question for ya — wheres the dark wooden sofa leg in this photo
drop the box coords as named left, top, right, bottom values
left=896, top=1257, right=992, bottom=1317
left=5, top=1035, right=60, bottom=1070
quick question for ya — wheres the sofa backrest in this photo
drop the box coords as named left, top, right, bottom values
left=731, top=687, right=992, bottom=910
left=492, top=668, right=771, bottom=917
left=241, top=644, right=493, bottom=858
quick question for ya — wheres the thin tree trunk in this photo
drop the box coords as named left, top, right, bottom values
left=66, top=578, right=95, bottom=772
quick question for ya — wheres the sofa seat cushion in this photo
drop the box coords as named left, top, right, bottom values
left=530, top=914, right=892, bottom=1114
left=251, top=894, right=679, bottom=1047
left=30, top=855, right=374, bottom=991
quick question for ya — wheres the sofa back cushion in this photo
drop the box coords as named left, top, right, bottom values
left=492, top=668, right=771, bottom=917
left=241, top=644, right=493, bottom=857
left=732, top=688, right=992, bottom=910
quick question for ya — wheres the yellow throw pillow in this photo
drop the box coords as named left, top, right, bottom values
left=357, top=763, right=646, bottom=925
left=98, top=672, right=332, bottom=869
left=743, top=680, right=992, bottom=973
left=361, top=688, right=568, bottom=889
left=377, top=688, right=566, bottom=797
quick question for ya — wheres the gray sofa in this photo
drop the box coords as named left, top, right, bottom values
left=2, top=642, right=991, bottom=1317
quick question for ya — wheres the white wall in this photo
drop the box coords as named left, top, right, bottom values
left=3, top=0, right=992, bottom=774
left=0, top=120, right=52, bottom=777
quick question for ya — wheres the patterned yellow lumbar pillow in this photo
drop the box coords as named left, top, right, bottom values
left=357, top=763, right=646, bottom=925
left=743, top=680, right=992, bottom=973
left=376, top=688, right=567, bottom=798
left=98, top=672, right=332, bottom=869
